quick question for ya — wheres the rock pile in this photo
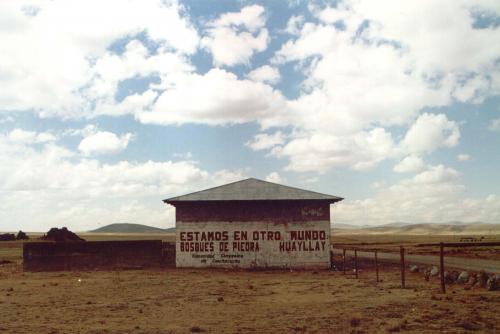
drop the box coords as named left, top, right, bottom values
left=0, top=231, right=30, bottom=241
left=40, top=227, right=85, bottom=242
left=411, top=264, right=498, bottom=291
left=486, top=276, right=498, bottom=291
left=457, top=271, right=469, bottom=284
left=16, top=231, right=29, bottom=240
left=0, top=233, right=16, bottom=241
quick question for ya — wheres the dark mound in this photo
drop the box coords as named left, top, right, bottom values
left=41, top=227, right=85, bottom=242
left=16, top=231, right=29, bottom=240
left=0, top=231, right=30, bottom=241
left=90, top=223, right=173, bottom=233
left=0, top=233, right=16, bottom=241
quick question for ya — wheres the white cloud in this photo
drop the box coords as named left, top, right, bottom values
left=489, top=118, right=500, bottom=132
left=78, top=131, right=133, bottom=156
left=63, top=124, right=99, bottom=137
left=350, top=1, right=500, bottom=76
left=201, top=5, right=269, bottom=67
left=263, top=1, right=500, bottom=173
left=273, top=23, right=338, bottom=64
left=7, top=128, right=56, bottom=144
left=402, top=113, right=460, bottom=154
left=247, top=65, right=280, bottom=84
left=284, top=15, right=304, bottom=35
left=276, top=128, right=397, bottom=172
left=413, top=165, right=460, bottom=184
left=0, top=135, right=247, bottom=231
left=265, top=172, right=285, bottom=184
left=0, top=0, right=199, bottom=118
left=457, top=153, right=471, bottom=161
left=335, top=164, right=500, bottom=225
left=393, top=155, right=425, bottom=173
left=213, top=4, right=266, bottom=31
left=245, top=131, right=285, bottom=151
left=138, top=68, right=286, bottom=126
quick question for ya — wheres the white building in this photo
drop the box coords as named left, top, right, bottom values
left=163, top=178, right=343, bottom=269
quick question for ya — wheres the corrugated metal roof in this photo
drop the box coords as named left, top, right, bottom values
left=163, top=178, right=343, bottom=203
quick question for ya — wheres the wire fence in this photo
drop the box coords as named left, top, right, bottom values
left=331, top=242, right=500, bottom=293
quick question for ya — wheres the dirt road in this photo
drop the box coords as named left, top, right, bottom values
left=334, top=249, right=500, bottom=274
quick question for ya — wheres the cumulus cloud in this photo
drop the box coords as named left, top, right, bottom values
left=245, top=131, right=285, bottom=151
left=138, top=68, right=286, bottom=126
left=276, top=128, right=397, bottom=172
left=402, top=113, right=460, bottom=154
left=78, top=131, right=133, bottom=156
left=265, top=172, right=285, bottom=184
left=201, top=5, right=269, bottom=66
left=2, top=1, right=498, bottom=177
left=0, top=135, right=246, bottom=231
left=284, top=15, right=304, bottom=35
left=393, top=155, right=425, bottom=173
left=0, top=0, right=198, bottom=118
left=247, top=65, right=280, bottom=84
left=63, top=124, right=99, bottom=137
left=413, top=165, right=460, bottom=184
left=7, top=128, right=56, bottom=144
left=1, top=2, right=500, bottom=229
left=263, top=1, right=499, bottom=172
left=335, top=164, right=500, bottom=225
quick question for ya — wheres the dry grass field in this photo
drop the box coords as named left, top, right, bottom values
left=1, top=261, right=499, bottom=333
left=1, top=233, right=499, bottom=333
left=331, top=234, right=500, bottom=261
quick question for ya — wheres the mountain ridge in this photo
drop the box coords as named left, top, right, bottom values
left=88, top=222, right=500, bottom=235
left=89, top=223, right=175, bottom=233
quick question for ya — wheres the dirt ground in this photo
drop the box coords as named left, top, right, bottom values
left=1, top=234, right=499, bottom=333
left=0, top=261, right=498, bottom=334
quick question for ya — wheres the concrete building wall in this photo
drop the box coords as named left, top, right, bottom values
left=176, top=220, right=330, bottom=269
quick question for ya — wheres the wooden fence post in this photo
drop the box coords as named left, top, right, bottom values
left=342, top=248, right=346, bottom=275
left=375, top=250, right=379, bottom=283
left=354, top=248, right=358, bottom=279
left=400, top=246, right=405, bottom=289
left=440, top=242, right=446, bottom=293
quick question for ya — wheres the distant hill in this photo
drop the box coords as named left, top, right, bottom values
left=89, top=222, right=499, bottom=235
left=89, top=223, right=174, bottom=233
left=333, top=222, right=500, bottom=235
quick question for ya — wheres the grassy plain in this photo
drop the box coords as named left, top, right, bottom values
left=331, top=233, right=500, bottom=261
left=1, top=260, right=500, bottom=333
left=0, top=233, right=499, bottom=333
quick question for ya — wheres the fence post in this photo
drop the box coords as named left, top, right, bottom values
left=354, top=248, right=358, bottom=279
left=330, top=250, right=334, bottom=269
left=440, top=242, right=446, bottom=293
left=400, top=246, right=405, bottom=289
left=342, top=248, right=346, bottom=275
left=375, top=250, right=379, bottom=283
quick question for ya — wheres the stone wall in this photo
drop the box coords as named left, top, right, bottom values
left=23, top=240, right=175, bottom=271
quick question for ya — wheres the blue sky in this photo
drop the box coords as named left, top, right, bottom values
left=1, top=0, right=500, bottom=231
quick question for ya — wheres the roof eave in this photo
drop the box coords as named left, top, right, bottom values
left=163, top=198, right=343, bottom=205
